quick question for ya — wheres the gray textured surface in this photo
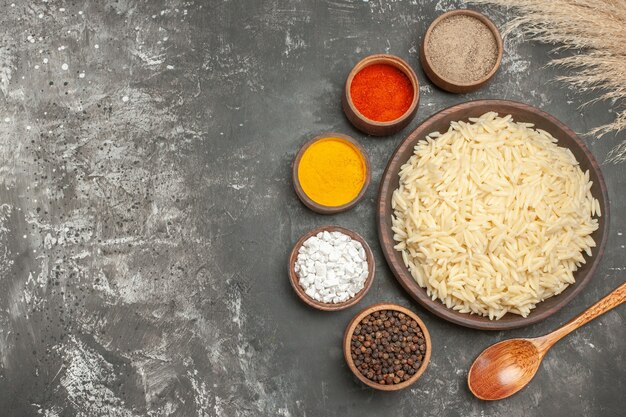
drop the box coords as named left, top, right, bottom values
left=0, top=1, right=624, bottom=416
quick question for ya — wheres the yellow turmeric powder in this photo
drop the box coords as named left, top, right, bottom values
left=297, top=137, right=367, bottom=207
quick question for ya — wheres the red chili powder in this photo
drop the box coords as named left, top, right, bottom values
left=350, top=64, right=414, bottom=122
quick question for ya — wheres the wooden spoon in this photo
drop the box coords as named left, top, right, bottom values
left=468, top=281, right=626, bottom=400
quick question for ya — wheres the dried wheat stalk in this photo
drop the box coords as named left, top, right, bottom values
left=472, top=0, right=626, bottom=138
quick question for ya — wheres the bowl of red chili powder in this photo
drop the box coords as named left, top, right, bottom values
left=343, top=54, right=419, bottom=136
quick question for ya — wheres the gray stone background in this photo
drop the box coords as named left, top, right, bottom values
left=0, top=0, right=624, bottom=416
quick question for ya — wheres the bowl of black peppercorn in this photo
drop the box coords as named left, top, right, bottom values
left=343, top=303, right=431, bottom=391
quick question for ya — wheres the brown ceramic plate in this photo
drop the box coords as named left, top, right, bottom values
left=343, top=303, right=431, bottom=390
left=289, top=225, right=375, bottom=311
left=377, top=100, right=610, bottom=330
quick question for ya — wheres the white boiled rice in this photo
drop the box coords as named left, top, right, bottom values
left=391, top=112, right=600, bottom=320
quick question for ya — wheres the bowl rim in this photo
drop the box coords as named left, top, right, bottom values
left=288, top=225, right=376, bottom=311
left=376, top=99, right=610, bottom=330
left=344, top=54, right=420, bottom=127
left=343, top=303, right=432, bottom=390
left=421, top=9, right=504, bottom=89
left=292, top=133, right=371, bottom=214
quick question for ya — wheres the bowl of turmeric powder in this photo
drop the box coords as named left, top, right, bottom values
left=343, top=54, right=420, bottom=136
left=292, top=133, right=371, bottom=214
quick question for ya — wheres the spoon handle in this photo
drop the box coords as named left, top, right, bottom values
left=538, top=281, right=626, bottom=351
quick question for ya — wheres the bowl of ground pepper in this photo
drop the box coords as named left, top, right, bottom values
left=420, top=9, right=503, bottom=93
left=343, top=303, right=431, bottom=391
left=292, top=133, right=371, bottom=214
left=343, top=54, right=420, bottom=136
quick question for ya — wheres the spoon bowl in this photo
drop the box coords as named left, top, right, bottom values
left=468, top=338, right=543, bottom=400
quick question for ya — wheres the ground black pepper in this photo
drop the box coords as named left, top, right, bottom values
left=427, top=15, right=498, bottom=83
left=350, top=310, right=426, bottom=385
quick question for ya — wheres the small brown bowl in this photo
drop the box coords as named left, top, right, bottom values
left=342, top=54, right=420, bottom=136
left=288, top=225, right=375, bottom=311
left=420, top=9, right=503, bottom=93
left=292, top=133, right=371, bottom=214
left=343, top=303, right=431, bottom=390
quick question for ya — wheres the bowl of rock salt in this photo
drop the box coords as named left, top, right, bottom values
left=288, top=225, right=375, bottom=311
